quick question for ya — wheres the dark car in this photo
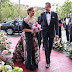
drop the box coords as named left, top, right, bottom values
left=0, top=20, right=23, bottom=35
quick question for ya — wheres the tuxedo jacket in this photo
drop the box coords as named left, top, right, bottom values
left=63, top=17, right=71, bottom=30
left=38, top=11, right=59, bottom=38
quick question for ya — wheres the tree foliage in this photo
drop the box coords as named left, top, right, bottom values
left=56, top=0, right=72, bottom=20
left=0, top=0, right=42, bottom=23
left=0, top=0, right=16, bottom=23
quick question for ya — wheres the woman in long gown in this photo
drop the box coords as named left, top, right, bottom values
left=12, top=7, right=39, bottom=71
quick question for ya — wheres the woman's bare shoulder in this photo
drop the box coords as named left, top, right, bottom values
left=24, top=17, right=28, bottom=23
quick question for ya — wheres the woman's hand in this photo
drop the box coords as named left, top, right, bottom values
left=33, top=31, right=37, bottom=34
left=31, top=30, right=37, bottom=34
left=31, top=30, right=34, bottom=34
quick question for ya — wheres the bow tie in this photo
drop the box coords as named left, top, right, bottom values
left=46, top=12, right=50, bottom=14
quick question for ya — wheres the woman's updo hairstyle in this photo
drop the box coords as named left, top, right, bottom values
left=27, top=7, right=34, bottom=15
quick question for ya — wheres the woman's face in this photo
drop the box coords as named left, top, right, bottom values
left=29, top=9, right=35, bottom=16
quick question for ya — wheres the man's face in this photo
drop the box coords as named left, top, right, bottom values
left=71, top=14, right=72, bottom=17
left=45, top=4, right=51, bottom=12
left=16, top=17, right=18, bottom=20
left=66, top=14, right=69, bottom=17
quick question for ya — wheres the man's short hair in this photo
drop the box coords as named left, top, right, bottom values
left=45, top=2, right=51, bottom=7
left=66, top=13, right=69, bottom=15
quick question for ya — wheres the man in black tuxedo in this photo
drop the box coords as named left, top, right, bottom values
left=13, top=17, right=20, bottom=34
left=63, top=13, right=71, bottom=42
left=39, top=2, right=59, bottom=68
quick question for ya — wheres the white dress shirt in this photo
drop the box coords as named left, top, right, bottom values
left=46, top=11, right=51, bottom=25
left=65, top=18, right=69, bottom=25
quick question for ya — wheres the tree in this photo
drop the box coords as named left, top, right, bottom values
left=0, top=0, right=16, bottom=23
left=0, top=0, right=43, bottom=23
left=56, top=0, right=72, bottom=20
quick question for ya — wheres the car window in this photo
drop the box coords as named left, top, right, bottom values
left=10, top=21, right=14, bottom=24
left=11, top=22, right=13, bottom=24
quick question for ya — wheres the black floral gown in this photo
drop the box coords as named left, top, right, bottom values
left=12, top=20, right=39, bottom=70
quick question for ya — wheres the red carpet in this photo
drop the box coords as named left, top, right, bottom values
left=8, top=37, right=72, bottom=72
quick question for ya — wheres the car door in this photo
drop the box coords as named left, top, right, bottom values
left=18, top=21, right=23, bottom=31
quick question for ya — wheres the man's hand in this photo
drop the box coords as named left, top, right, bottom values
left=64, top=28, right=66, bottom=30
left=16, top=23, right=18, bottom=25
